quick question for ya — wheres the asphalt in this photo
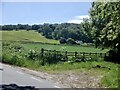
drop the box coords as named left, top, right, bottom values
left=0, top=63, right=62, bottom=89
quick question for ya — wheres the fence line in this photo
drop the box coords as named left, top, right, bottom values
left=41, top=48, right=108, bottom=58
left=39, top=48, right=109, bottom=65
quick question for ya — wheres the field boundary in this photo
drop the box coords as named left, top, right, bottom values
left=40, top=48, right=109, bottom=64
left=42, top=48, right=108, bottom=57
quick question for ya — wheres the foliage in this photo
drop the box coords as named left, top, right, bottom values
left=81, top=18, right=93, bottom=43
left=43, top=51, right=67, bottom=65
left=59, top=38, right=67, bottom=44
left=89, top=1, right=120, bottom=63
left=89, top=1, right=120, bottom=48
left=27, top=50, right=38, bottom=60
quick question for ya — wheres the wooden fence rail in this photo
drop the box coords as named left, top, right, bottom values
left=41, top=48, right=108, bottom=58
left=39, top=48, right=109, bottom=65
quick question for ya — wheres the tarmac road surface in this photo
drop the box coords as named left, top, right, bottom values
left=0, top=63, right=62, bottom=89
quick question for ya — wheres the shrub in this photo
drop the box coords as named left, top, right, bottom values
left=9, top=43, right=23, bottom=51
left=42, top=51, right=67, bottom=65
left=104, top=49, right=120, bottom=64
left=27, top=49, right=38, bottom=60
left=2, top=53, right=12, bottom=64
left=2, top=42, right=10, bottom=47
left=67, top=38, right=76, bottom=44
left=59, top=38, right=67, bottom=44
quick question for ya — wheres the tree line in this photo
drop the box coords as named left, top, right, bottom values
left=1, top=23, right=93, bottom=43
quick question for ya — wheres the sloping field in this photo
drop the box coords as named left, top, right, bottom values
left=1, top=30, right=59, bottom=44
left=1, top=30, right=109, bottom=53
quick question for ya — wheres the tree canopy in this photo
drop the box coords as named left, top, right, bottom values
left=89, top=1, right=120, bottom=63
left=89, top=1, right=120, bottom=49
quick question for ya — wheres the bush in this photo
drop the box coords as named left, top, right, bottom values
left=104, top=49, right=120, bottom=64
left=8, top=54, right=24, bottom=66
left=42, top=51, right=67, bottom=65
left=59, top=38, right=67, bottom=44
left=67, top=38, right=76, bottom=44
left=2, top=53, right=12, bottom=64
left=2, top=42, right=10, bottom=47
left=9, top=43, right=23, bottom=51
left=27, top=50, right=38, bottom=60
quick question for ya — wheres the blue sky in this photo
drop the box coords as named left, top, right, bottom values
left=1, top=2, right=92, bottom=25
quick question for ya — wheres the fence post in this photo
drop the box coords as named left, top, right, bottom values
left=41, top=48, right=45, bottom=65
left=95, top=53, right=97, bottom=57
left=65, top=51, right=68, bottom=61
left=100, top=53, right=102, bottom=58
left=89, top=52, right=91, bottom=58
left=75, top=52, right=77, bottom=58
left=54, top=50, right=57, bottom=63
left=65, top=51, right=67, bottom=56
left=83, top=52, right=85, bottom=57
left=104, top=53, right=106, bottom=58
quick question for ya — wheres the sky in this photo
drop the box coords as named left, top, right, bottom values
left=1, top=2, right=92, bottom=25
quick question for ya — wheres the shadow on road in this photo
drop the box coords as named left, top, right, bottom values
left=0, top=84, right=62, bottom=90
left=0, top=83, right=38, bottom=90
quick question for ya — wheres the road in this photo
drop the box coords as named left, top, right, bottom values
left=0, top=63, right=62, bottom=89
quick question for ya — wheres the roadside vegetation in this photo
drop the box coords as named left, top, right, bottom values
left=2, top=41, right=119, bottom=88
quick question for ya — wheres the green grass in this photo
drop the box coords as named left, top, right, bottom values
left=1, top=30, right=108, bottom=53
left=23, top=43, right=108, bottom=53
left=1, top=30, right=59, bottom=44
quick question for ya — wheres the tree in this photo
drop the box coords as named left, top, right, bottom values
left=89, top=1, right=120, bottom=63
left=81, top=18, right=93, bottom=43
left=32, top=24, right=40, bottom=30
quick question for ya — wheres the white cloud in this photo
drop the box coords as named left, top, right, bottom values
left=75, top=15, right=89, bottom=19
left=67, top=15, right=89, bottom=24
left=67, top=19, right=83, bottom=24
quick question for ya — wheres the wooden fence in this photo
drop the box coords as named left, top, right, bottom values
left=41, top=48, right=108, bottom=59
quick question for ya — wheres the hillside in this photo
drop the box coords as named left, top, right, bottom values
left=1, top=30, right=59, bottom=44
left=1, top=23, right=93, bottom=43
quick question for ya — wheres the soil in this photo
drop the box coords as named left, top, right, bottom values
left=19, top=67, right=104, bottom=88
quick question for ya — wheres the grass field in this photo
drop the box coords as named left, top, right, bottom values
left=1, top=30, right=59, bottom=44
left=2, top=30, right=108, bottom=53
left=23, top=43, right=108, bottom=53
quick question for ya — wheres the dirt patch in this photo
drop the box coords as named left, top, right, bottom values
left=50, top=71, right=103, bottom=88
left=19, top=67, right=103, bottom=88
